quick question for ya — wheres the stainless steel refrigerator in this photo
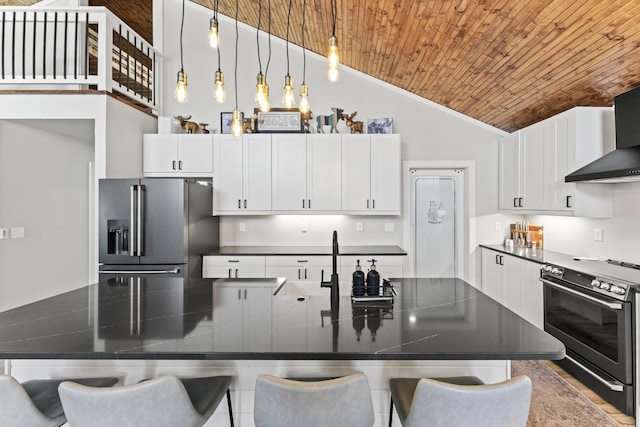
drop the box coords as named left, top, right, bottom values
left=98, top=178, right=219, bottom=279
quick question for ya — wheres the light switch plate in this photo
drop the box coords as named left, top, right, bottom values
left=356, top=223, right=363, bottom=232
left=593, top=228, right=603, bottom=242
left=11, top=227, right=25, bottom=239
left=238, top=223, right=246, bottom=232
left=385, top=223, right=394, bottom=232
left=0, top=228, right=7, bottom=239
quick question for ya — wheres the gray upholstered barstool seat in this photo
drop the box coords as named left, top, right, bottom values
left=388, top=375, right=532, bottom=427
left=0, top=375, right=118, bottom=427
left=254, top=373, right=375, bottom=427
left=59, top=375, right=233, bottom=427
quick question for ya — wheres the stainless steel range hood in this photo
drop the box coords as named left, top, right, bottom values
left=566, top=87, right=640, bottom=183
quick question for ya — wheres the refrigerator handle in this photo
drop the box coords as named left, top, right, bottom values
left=130, top=185, right=137, bottom=256
left=137, top=185, right=146, bottom=256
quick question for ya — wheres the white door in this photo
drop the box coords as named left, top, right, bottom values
left=244, top=134, right=272, bottom=211
left=412, top=169, right=464, bottom=278
left=499, top=133, right=520, bottom=210
left=307, top=134, right=341, bottom=210
left=178, top=134, right=212, bottom=173
left=370, top=134, right=401, bottom=212
left=143, top=134, right=177, bottom=173
left=341, top=134, right=371, bottom=211
left=213, top=135, right=244, bottom=210
left=272, top=134, right=307, bottom=210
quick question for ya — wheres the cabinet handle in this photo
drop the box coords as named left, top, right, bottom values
left=308, top=199, right=311, bottom=209
left=178, top=160, right=183, bottom=170
left=513, top=198, right=518, bottom=208
left=298, top=269, right=301, bottom=280
left=238, top=289, right=241, bottom=299
left=304, top=268, right=307, bottom=280
left=367, top=199, right=370, bottom=209
left=518, top=198, right=523, bottom=207
left=244, top=289, right=247, bottom=299
left=235, top=268, right=239, bottom=278
left=228, top=260, right=239, bottom=263
left=244, top=199, right=247, bottom=209
left=172, top=160, right=176, bottom=170
left=372, top=199, right=375, bottom=209
left=238, top=199, right=241, bottom=209
left=500, top=256, right=504, bottom=266
left=496, top=254, right=500, bottom=265
left=228, top=268, right=232, bottom=278
left=566, top=195, right=572, bottom=208
left=302, top=199, right=305, bottom=209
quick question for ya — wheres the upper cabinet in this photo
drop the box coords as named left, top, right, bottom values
left=499, top=107, right=613, bottom=217
left=212, top=134, right=272, bottom=214
left=271, top=134, right=342, bottom=212
left=143, top=134, right=213, bottom=177
left=342, top=134, right=401, bottom=215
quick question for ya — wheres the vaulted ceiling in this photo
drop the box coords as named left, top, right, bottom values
left=6, top=0, right=640, bottom=132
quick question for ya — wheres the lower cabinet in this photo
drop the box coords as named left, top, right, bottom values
left=202, top=256, right=266, bottom=278
left=265, top=256, right=332, bottom=292
left=480, top=248, right=543, bottom=329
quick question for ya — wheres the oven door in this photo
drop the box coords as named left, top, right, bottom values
left=542, top=278, right=632, bottom=383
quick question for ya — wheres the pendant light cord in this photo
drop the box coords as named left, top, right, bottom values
left=234, top=0, right=239, bottom=108
left=302, top=0, right=306, bottom=84
left=332, top=0, right=336, bottom=35
left=216, top=0, right=221, bottom=72
left=179, top=0, right=185, bottom=72
left=256, top=0, right=262, bottom=73
left=265, top=0, right=271, bottom=79
left=285, top=0, right=292, bottom=75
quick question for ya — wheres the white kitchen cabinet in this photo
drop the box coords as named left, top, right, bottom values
left=271, top=134, right=341, bottom=211
left=481, top=248, right=543, bottom=329
left=339, top=255, right=404, bottom=288
left=499, top=107, right=613, bottom=216
left=211, top=282, right=272, bottom=351
left=265, top=256, right=332, bottom=291
left=498, top=125, right=545, bottom=210
left=143, top=134, right=212, bottom=177
left=341, top=134, right=401, bottom=214
left=542, top=107, right=614, bottom=217
left=202, top=255, right=266, bottom=278
left=212, top=134, right=272, bottom=213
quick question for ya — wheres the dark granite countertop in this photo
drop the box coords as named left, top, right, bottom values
left=203, top=245, right=407, bottom=256
left=0, top=277, right=564, bottom=361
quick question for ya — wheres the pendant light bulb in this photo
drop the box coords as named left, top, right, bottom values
left=260, top=84, right=271, bottom=112
left=175, top=70, right=188, bottom=103
left=209, top=18, right=219, bottom=48
left=283, top=75, right=295, bottom=108
left=299, top=84, right=310, bottom=115
left=255, top=73, right=267, bottom=106
left=327, top=35, right=339, bottom=82
left=213, top=70, right=226, bottom=103
left=231, top=109, right=243, bottom=137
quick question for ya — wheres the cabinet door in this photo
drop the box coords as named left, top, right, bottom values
left=520, top=125, right=545, bottom=209
left=272, top=134, right=307, bottom=210
left=481, top=249, right=504, bottom=303
left=499, top=133, right=520, bottom=210
left=545, top=114, right=574, bottom=211
left=342, top=134, right=372, bottom=211
left=503, top=256, right=522, bottom=313
left=178, top=134, right=212, bottom=173
left=143, top=134, right=178, bottom=173
left=520, top=260, right=544, bottom=328
left=244, top=134, right=272, bottom=211
left=213, top=135, right=244, bottom=211
left=370, top=134, right=401, bottom=212
left=307, top=134, right=342, bottom=211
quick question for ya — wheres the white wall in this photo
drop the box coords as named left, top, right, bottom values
left=526, top=181, right=640, bottom=264
left=0, top=119, right=94, bottom=311
left=159, top=0, right=505, bottom=282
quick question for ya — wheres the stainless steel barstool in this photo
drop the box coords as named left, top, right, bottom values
left=59, top=375, right=234, bottom=427
left=254, top=373, right=375, bottom=427
left=388, top=375, right=532, bottom=427
left=0, top=375, right=118, bottom=427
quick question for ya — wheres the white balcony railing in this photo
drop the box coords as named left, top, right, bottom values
left=0, top=6, right=161, bottom=112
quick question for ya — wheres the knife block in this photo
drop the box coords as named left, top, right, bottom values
left=510, top=224, right=544, bottom=249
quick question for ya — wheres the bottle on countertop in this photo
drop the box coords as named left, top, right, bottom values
left=366, top=259, right=380, bottom=296
left=352, top=259, right=365, bottom=297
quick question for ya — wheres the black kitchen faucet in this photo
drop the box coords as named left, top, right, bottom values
left=321, top=230, right=340, bottom=308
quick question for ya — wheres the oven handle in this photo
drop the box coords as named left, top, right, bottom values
left=540, top=279, right=623, bottom=310
left=564, top=355, right=625, bottom=392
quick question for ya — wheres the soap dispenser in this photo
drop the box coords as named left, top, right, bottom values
left=366, top=259, right=380, bottom=296
left=352, top=259, right=365, bottom=297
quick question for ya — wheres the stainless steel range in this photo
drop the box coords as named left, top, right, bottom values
left=540, top=260, right=638, bottom=416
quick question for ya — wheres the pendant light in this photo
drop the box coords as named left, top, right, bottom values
left=212, top=0, right=225, bottom=102
left=208, top=0, right=219, bottom=48
left=327, top=0, right=339, bottom=82
left=261, top=0, right=272, bottom=111
left=255, top=0, right=268, bottom=111
left=174, top=0, right=188, bottom=103
left=299, top=0, right=310, bottom=115
left=282, top=0, right=295, bottom=108
left=230, top=0, right=243, bottom=137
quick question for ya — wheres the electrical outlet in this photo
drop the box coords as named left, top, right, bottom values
left=10, top=227, right=25, bottom=239
left=301, top=223, right=308, bottom=233
left=495, top=222, right=501, bottom=231
left=356, top=222, right=363, bottom=232
left=238, top=223, right=246, bottom=232
left=593, top=228, right=603, bottom=242
left=385, top=223, right=394, bottom=232
left=0, top=228, right=7, bottom=239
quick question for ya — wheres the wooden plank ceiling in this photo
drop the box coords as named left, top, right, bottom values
left=5, top=0, right=640, bottom=132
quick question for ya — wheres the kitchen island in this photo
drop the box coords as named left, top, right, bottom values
left=0, top=277, right=564, bottom=426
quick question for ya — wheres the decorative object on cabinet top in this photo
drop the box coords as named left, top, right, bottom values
left=256, top=108, right=303, bottom=133
left=367, top=117, right=393, bottom=134
left=342, top=111, right=364, bottom=134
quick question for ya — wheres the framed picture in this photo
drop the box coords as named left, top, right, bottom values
left=367, top=117, right=393, bottom=134
left=256, top=108, right=303, bottom=133
left=220, top=112, right=243, bottom=134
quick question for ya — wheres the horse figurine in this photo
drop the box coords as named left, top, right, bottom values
left=316, top=107, right=344, bottom=133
